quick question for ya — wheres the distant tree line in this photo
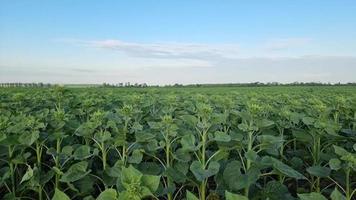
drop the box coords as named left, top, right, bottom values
left=183, top=82, right=356, bottom=87
left=101, top=82, right=148, bottom=88
left=1, top=82, right=355, bottom=88
left=0, top=82, right=52, bottom=88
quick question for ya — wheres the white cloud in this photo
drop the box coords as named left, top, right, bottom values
left=2, top=38, right=355, bottom=84
left=87, top=39, right=241, bottom=59
left=263, top=38, right=311, bottom=51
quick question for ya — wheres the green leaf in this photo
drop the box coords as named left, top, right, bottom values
left=174, top=148, right=192, bottom=162
left=165, top=167, right=187, bottom=183
left=0, top=133, right=6, bottom=142
left=214, top=131, right=231, bottom=142
left=18, top=131, right=39, bottom=146
left=270, top=157, right=306, bottom=179
left=223, top=161, right=243, bottom=190
left=245, top=150, right=258, bottom=162
left=186, top=190, right=199, bottom=200
left=52, top=188, right=70, bottom=200
left=297, top=192, right=327, bottom=200
left=94, top=131, right=111, bottom=143
left=330, top=188, right=346, bottom=200
left=306, top=166, right=331, bottom=177
left=190, top=161, right=220, bottom=182
left=128, top=149, right=143, bottom=164
left=52, top=167, right=64, bottom=175
left=181, top=134, right=197, bottom=151
left=96, top=189, right=117, bottom=200
left=135, top=132, right=155, bottom=142
left=73, top=145, right=91, bottom=160
left=121, top=165, right=143, bottom=187
left=333, top=145, right=349, bottom=156
left=302, top=117, right=315, bottom=125
left=141, top=174, right=160, bottom=192
left=62, top=146, right=73, bottom=156
left=225, top=191, right=248, bottom=200
left=329, top=158, right=341, bottom=170
left=259, top=180, right=293, bottom=200
left=140, top=186, right=154, bottom=198
left=20, top=165, right=34, bottom=184
left=257, top=119, right=275, bottom=128
left=60, top=161, right=91, bottom=183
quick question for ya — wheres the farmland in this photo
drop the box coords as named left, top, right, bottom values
left=0, top=86, right=355, bottom=200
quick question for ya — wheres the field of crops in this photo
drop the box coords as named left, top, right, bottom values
left=0, top=86, right=355, bottom=200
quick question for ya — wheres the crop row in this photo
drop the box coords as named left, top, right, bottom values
left=0, top=87, right=355, bottom=200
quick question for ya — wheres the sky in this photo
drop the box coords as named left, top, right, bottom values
left=0, top=0, right=356, bottom=85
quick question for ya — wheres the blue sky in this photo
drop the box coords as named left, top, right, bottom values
left=1, top=0, right=356, bottom=84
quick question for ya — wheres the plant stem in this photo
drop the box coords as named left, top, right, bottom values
left=55, top=139, right=61, bottom=189
left=346, top=168, right=350, bottom=200
left=36, top=142, right=43, bottom=200
left=102, top=143, right=107, bottom=171
left=244, top=131, right=253, bottom=197
left=166, top=136, right=173, bottom=200
left=122, top=120, right=129, bottom=163
left=279, top=128, right=284, bottom=157
left=200, top=128, right=207, bottom=200
left=8, top=146, right=15, bottom=195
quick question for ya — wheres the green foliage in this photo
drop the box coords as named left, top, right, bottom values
left=0, top=86, right=355, bottom=200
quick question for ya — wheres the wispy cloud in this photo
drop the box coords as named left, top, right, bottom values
left=88, top=39, right=241, bottom=59
left=263, top=38, right=311, bottom=51
left=60, top=37, right=313, bottom=61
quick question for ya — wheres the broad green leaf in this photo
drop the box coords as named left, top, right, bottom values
left=96, top=188, right=117, bottom=200
left=60, top=161, right=91, bottom=183
left=333, top=145, right=349, bottom=156
left=135, top=132, right=155, bottom=142
left=174, top=148, right=192, bottom=162
left=258, top=180, right=293, bottom=200
left=297, top=192, right=327, bottom=200
left=52, top=167, right=64, bottom=175
left=214, top=131, right=231, bottom=142
left=293, top=130, right=312, bottom=143
left=306, top=166, right=331, bottom=177
left=180, top=115, right=198, bottom=127
left=190, top=161, right=220, bottom=182
left=20, top=165, right=34, bottom=184
left=18, top=131, right=39, bottom=146
left=257, top=119, right=275, bottom=128
left=76, top=176, right=95, bottom=194
left=257, top=135, right=284, bottom=148
left=330, top=188, right=346, bottom=200
left=141, top=174, right=160, bottom=192
left=121, top=165, right=143, bottom=187
left=118, top=191, right=139, bottom=200
left=223, top=161, right=242, bottom=190
left=270, top=157, right=306, bottom=179
left=165, top=167, right=187, bottom=183
left=245, top=150, right=258, bottom=162
left=329, top=159, right=341, bottom=170
left=140, top=186, right=154, bottom=198
left=52, top=188, right=70, bottom=200
left=62, top=145, right=73, bottom=156
left=94, top=131, right=111, bottom=143
left=186, top=190, right=199, bottom=200
left=73, top=145, right=91, bottom=160
left=181, top=134, right=196, bottom=151
left=302, top=117, right=315, bottom=125
left=225, top=191, right=248, bottom=200
left=128, top=149, right=143, bottom=164
left=0, top=167, right=11, bottom=185
left=0, top=133, right=6, bottom=142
